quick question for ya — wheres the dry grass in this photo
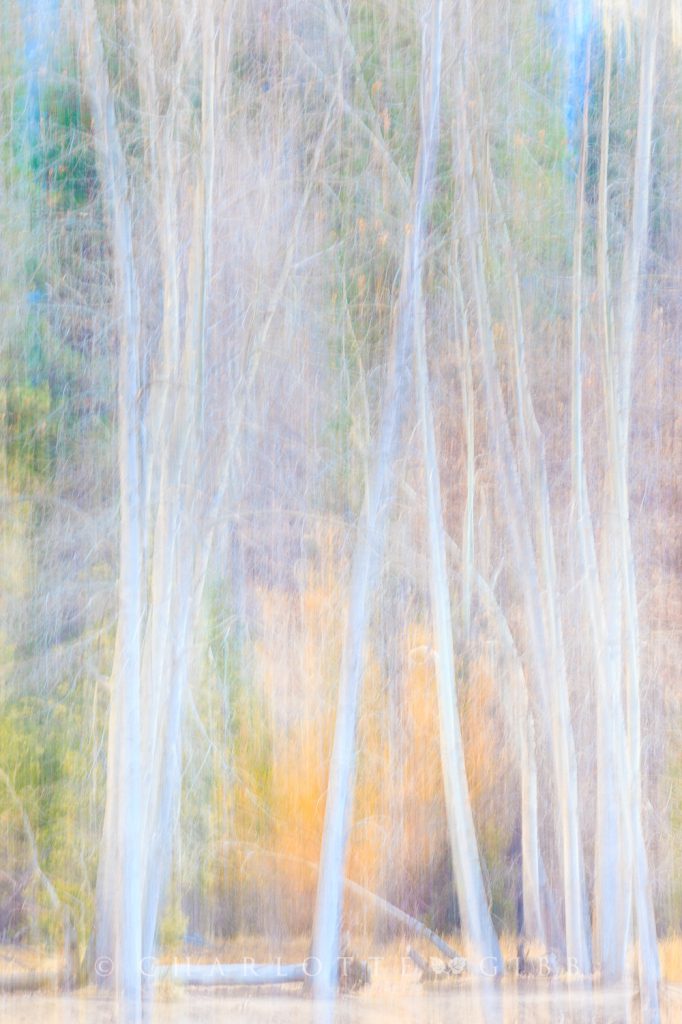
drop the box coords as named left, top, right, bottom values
left=4, top=933, right=682, bottom=989
left=0, top=944, right=60, bottom=977
left=659, top=935, right=682, bottom=982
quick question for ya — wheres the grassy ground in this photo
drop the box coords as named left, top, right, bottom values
left=659, top=936, right=682, bottom=982
left=2, top=933, right=682, bottom=986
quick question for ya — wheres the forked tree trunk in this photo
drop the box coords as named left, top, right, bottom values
left=140, top=1, right=217, bottom=961
left=134, top=10, right=337, bottom=973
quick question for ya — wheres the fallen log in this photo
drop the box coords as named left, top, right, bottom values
left=221, top=842, right=462, bottom=962
left=157, top=962, right=306, bottom=986
left=343, top=877, right=460, bottom=961
left=407, top=944, right=467, bottom=982
left=407, top=945, right=436, bottom=982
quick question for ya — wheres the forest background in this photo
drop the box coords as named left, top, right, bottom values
left=0, top=0, right=681, bottom=1009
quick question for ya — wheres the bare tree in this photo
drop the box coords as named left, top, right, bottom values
left=415, top=289, right=502, bottom=970
left=450, top=3, right=592, bottom=969
left=601, top=0, right=662, bottom=1011
left=311, top=0, right=446, bottom=996
left=78, top=0, right=144, bottom=1013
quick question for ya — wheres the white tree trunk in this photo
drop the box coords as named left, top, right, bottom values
left=611, top=2, right=661, bottom=1012
left=455, top=272, right=475, bottom=644
left=401, top=475, right=546, bottom=949
left=135, top=6, right=335, bottom=968
left=452, top=41, right=591, bottom=969
left=311, top=0, right=444, bottom=997
left=570, top=37, right=632, bottom=980
left=415, top=298, right=502, bottom=972
left=78, top=1, right=144, bottom=1016
left=140, top=0, right=217, bottom=953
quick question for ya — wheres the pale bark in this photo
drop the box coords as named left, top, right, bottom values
left=136, top=32, right=337, bottom=970
left=343, top=28, right=570, bottom=952
left=413, top=483, right=546, bottom=949
left=310, top=0, right=444, bottom=997
left=455, top=268, right=475, bottom=644
left=458, top=556, right=546, bottom=949
left=581, top=29, right=633, bottom=982
left=78, top=0, right=221, bottom=1003
left=452, top=34, right=591, bottom=968
left=78, top=0, right=144, bottom=1016
left=490, top=171, right=591, bottom=972
left=401, top=461, right=548, bottom=948
left=609, top=2, right=662, bottom=1012
left=415, top=300, right=501, bottom=970
left=160, top=963, right=307, bottom=986
left=140, top=0, right=218, bottom=961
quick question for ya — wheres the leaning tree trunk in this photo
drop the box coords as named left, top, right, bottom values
left=399, top=473, right=549, bottom=950
left=310, top=0, right=444, bottom=997
left=453, top=269, right=545, bottom=949
left=415, top=286, right=502, bottom=972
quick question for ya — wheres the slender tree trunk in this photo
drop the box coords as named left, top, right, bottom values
left=79, top=1, right=144, bottom=1016
left=455, top=268, right=475, bottom=644
left=400, top=473, right=548, bottom=950
left=609, top=2, right=661, bottom=1012
left=415, top=292, right=502, bottom=971
left=570, top=35, right=632, bottom=981
left=453, top=1, right=591, bottom=970
left=463, top=565, right=546, bottom=948
left=139, top=1, right=217, bottom=959
left=456, top=260, right=516, bottom=952
left=137, top=25, right=337, bottom=967
left=310, top=0, right=444, bottom=996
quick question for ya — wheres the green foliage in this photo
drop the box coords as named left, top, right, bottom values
left=349, top=1, right=419, bottom=169
left=2, top=382, right=55, bottom=481
left=8, top=62, right=97, bottom=213
left=158, top=894, right=188, bottom=950
left=1, top=40, right=101, bottom=489
left=2, top=302, right=95, bottom=486
left=0, top=696, right=63, bottom=807
left=31, top=82, right=97, bottom=211
left=0, top=685, right=97, bottom=945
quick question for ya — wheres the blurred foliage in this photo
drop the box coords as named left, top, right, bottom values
left=0, top=686, right=97, bottom=946
left=0, top=5, right=106, bottom=956
left=0, top=0, right=680, bottom=967
left=23, top=83, right=96, bottom=212
left=2, top=382, right=55, bottom=482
